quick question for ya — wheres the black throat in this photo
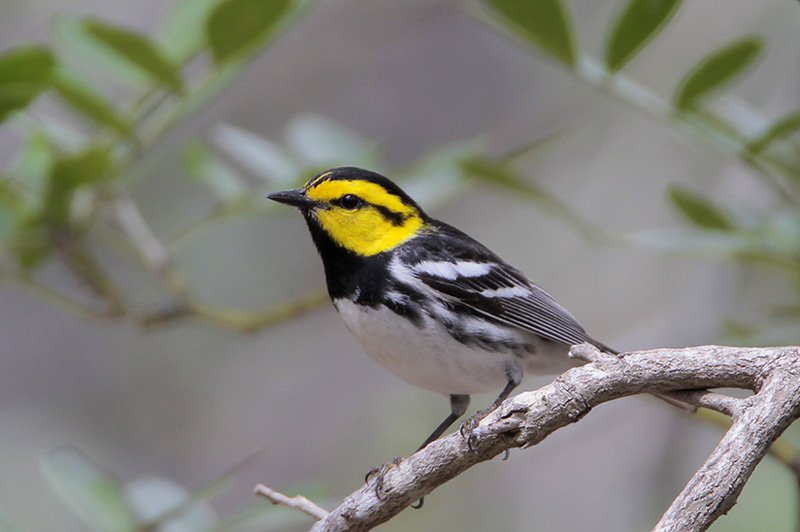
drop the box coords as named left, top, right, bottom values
left=303, top=213, right=391, bottom=304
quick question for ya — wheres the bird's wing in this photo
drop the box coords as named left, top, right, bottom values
left=414, top=262, right=596, bottom=347
left=398, top=224, right=608, bottom=350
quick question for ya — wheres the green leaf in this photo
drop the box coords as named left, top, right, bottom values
left=668, top=185, right=735, bottom=230
left=673, top=37, right=762, bottom=111
left=52, top=147, right=114, bottom=188
left=159, top=0, right=221, bottom=61
left=0, top=178, right=24, bottom=239
left=12, top=217, right=51, bottom=271
left=206, top=0, right=298, bottom=65
left=42, top=448, right=136, bottom=532
left=0, top=45, right=55, bottom=84
left=484, top=0, right=576, bottom=66
left=15, top=133, right=53, bottom=188
left=43, top=147, right=113, bottom=227
left=746, top=110, right=800, bottom=155
left=0, top=178, right=23, bottom=211
left=460, top=155, right=551, bottom=200
left=605, top=0, right=682, bottom=73
left=0, top=45, right=56, bottom=123
left=82, top=18, right=184, bottom=92
left=52, top=17, right=151, bottom=89
left=52, top=68, right=132, bottom=136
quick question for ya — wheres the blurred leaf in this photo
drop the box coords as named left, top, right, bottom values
left=82, top=18, right=184, bottom=93
left=212, top=124, right=298, bottom=185
left=52, top=17, right=151, bottom=89
left=43, top=147, right=113, bottom=227
left=746, top=110, right=800, bottom=155
left=461, top=155, right=551, bottom=200
left=605, top=0, right=682, bottom=73
left=460, top=154, right=601, bottom=238
left=125, top=477, right=217, bottom=532
left=673, top=37, right=762, bottom=111
left=286, top=114, right=372, bottom=168
left=0, top=45, right=56, bottom=123
left=52, top=146, right=114, bottom=188
left=0, top=178, right=23, bottom=212
left=157, top=60, right=243, bottom=138
left=182, top=140, right=247, bottom=199
left=0, top=45, right=55, bottom=84
left=206, top=0, right=294, bottom=65
left=0, top=178, right=23, bottom=239
left=12, top=218, right=51, bottom=271
left=159, top=0, right=221, bottom=61
left=484, top=0, right=576, bottom=66
left=682, top=108, right=744, bottom=142
left=42, top=447, right=136, bottom=532
left=15, top=133, right=53, bottom=188
left=52, top=67, right=132, bottom=136
left=668, top=185, right=735, bottom=230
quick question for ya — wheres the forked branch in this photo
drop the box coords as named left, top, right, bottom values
left=260, top=344, right=800, bottom=532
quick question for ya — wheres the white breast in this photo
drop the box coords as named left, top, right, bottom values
left=332, top=299, right=575, bottom=396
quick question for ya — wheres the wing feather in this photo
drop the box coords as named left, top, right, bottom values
left=401, top=224, right=611, bottom=351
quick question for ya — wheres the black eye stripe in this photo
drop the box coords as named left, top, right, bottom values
left=372, top=204, right=406, bottom=225
left=330, top=195, right=407, bottom=226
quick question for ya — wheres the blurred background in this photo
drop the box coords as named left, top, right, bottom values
left=1, top=0, right=800, bottom=531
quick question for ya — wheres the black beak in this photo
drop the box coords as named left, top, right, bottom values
left=267, top=188, right=317, bottom=209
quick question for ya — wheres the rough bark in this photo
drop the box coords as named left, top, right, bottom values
left=262, top=344, right=800, bottom=532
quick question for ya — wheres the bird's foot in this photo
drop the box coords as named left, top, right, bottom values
left=365, top=456, right=426, bottom=509
left=365, top=457, right=403, bottom=501
left=459, top=408, right=494, bottom=452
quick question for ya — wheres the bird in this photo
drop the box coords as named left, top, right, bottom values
left=267, top=166, right=631, bottom=454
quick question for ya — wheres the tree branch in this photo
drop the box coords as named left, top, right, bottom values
left=262, top=344, right=800, bottom=532
left=255, top=484, right=330, bottom=520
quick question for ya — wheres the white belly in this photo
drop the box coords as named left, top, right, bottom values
left=333, top=299, right=576, bottom=396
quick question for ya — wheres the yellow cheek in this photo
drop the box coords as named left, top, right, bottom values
left=317, top=208, right=423, bottom=256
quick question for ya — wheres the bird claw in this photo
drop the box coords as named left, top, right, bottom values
left=366, top=456, right=402, bottom=500
left=459, top=408, right=492, bottom=452
left=366, top=456, right=426, bottom=509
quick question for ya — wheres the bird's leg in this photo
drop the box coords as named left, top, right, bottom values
left=415, top=394, right=470, bottom=452
left=368, top=394, right=471, bottom=507
left=461, top=366, right=522, bottom=451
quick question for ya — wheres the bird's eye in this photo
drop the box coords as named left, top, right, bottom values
left=338, top=194, right=362, bottom=210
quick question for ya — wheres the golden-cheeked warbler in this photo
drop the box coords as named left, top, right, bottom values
left=268, top=166, right=621, bottom=451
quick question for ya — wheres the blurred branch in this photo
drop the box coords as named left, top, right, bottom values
left=575, top=57, right=800, bottom=207
left=274, top=344, right=800, bottom=532
left=255, top=484, right=329, bottom=520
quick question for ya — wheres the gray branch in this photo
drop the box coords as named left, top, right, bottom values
left=295, top=344, right=800, bottom=532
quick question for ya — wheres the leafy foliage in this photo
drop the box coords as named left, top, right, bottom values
left=667, top=185, right=735, bottom=231
left=673, top=37, right=762, bottom=111
left=0, top=46, right=56, bottom=122
left=484, top=0, right=800, bottom=343
left=484, top=0, right=576, bottom=66
left=206, top=0, right=295, bottom=64
left=605, top=0, right=682, bottom=73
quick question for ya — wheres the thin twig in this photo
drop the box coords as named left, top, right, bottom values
left=663, top=389, right=742, bottom=417
left=255, top=484, right=329, bottom=520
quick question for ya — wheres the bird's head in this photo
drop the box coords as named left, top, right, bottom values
left=267, top=167, right=428, bottom=257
